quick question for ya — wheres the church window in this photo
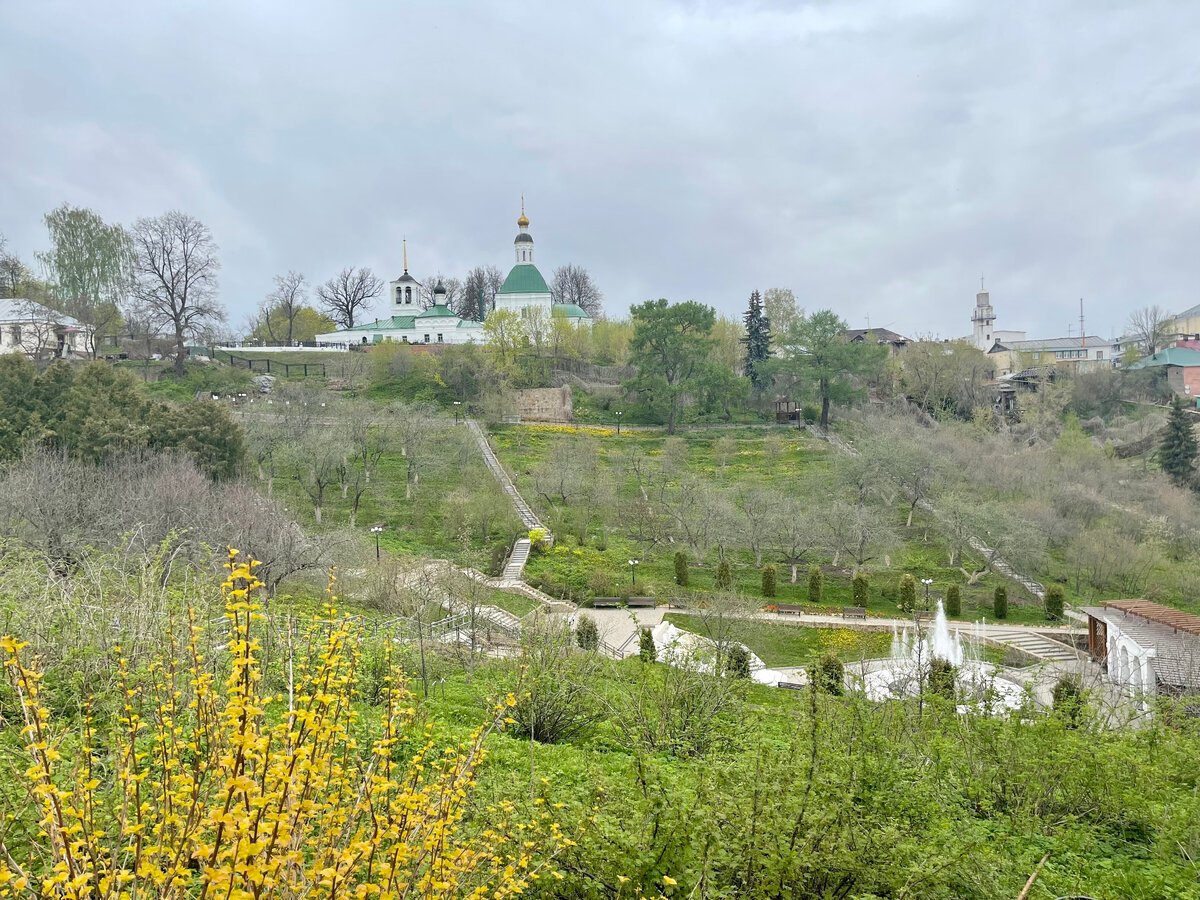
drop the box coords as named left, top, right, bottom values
left=405, top=287, right=412, bottom=304
left=437, top=333, right=443, bottom=343
left=424, top=334, right=430, bottom=343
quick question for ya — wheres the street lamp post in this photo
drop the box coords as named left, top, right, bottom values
left=615, top=410, right=622, bottom=435
left=921, top=578, right=933, bottom=610
left=453, top=401, right=462, bottom=424
left=371, top=524, right=385, bottom=561
left=628, top=558, right=640, bottom=587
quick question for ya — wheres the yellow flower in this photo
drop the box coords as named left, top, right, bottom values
left=663, top=875, right=677, bottom=885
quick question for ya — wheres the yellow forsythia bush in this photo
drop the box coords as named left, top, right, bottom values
left=0, top=551, right=565, bottom=900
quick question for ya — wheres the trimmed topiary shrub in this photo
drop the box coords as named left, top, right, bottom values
left=809, top=653, right=844, bottom=695
left=945, top=583, right=962, bottom=617
left=1045, top=585, right=1065, bottom=622
left=898, top=573, right=917, bottom=614
left=761, top=565, right=777, bottom=598
left=852, top=572, right=869, bottom=607
left=575, top=615, right=599, bottom=651
left=716, top=560, right=733, bottom=590
left=993, top=584, right=1008, bottom=620
left=674, top=551, right=689, bottom=587
left=927, top=657, right=957, bottom=700
left=726, top=644, right=751, bottom=679
left=639, top=627, right=657, bottom=663
left=807, top=565, right=823, bottom=604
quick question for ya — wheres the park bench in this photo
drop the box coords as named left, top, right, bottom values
left=777, top=681, right=805, bottom=691
left=841, top=606, right=867, bottom=620
left=775, top=604, right=804, bottom=615
left=626, top=597, right=657, bottom=608
left=591, top=598, right=623, bottom=608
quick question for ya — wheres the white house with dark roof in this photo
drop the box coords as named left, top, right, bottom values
left=316, top=205, right=591, bottom=347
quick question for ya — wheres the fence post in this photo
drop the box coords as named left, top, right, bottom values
left=303, top=364, right=308, bottom=377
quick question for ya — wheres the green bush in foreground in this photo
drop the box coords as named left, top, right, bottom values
left=575, top=615, right=599, bottom=651
left=726, top=643, right=751, bottom=679
left=810, top=652, right=844, bottom=695
left=994, top=584, right=1009, bottom=620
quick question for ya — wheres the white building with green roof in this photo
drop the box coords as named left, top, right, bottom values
left=315, top=205, right=591, bottom=348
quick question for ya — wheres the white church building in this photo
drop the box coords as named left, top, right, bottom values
left=318, top=206, right=591, bottom=347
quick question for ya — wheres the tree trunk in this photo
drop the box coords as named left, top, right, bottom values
left=174, top=328, right=187, bottom=376
left=906, top=502, right=916, bottom=527
left=314, top=503, right=322, bottom=524
left=820, top=390, right=830, bottom=430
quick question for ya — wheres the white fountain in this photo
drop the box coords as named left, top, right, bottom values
left=862, top=601, right=1027, bottom=711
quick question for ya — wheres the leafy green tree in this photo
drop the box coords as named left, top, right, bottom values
left=993, top=584, right=1008, bottom=620
left=761, top=565, right=777, bottom=598
left=945, top=583, right=962, bottom=617
left=772, top=309, right=886, bottom=429
left=1159, top=396, right=1198, bottom=487
left=639, top=628, right=656, bottom=663
left=1045, top=585, right=1065, bottom=622
left=626, top=299, right=716, bottom=434
left=807, top=565, right=823, bottom=604
left=674, top=551, right=689, bottom=587
left=716, top=560, right=733, bottom=590
left=37, top=204, right=134, bottom=357
left=250, top=305, right=336, bottom=343
left=927, top=657, right=956, bottom=700
left=741, top=289, right=772, bottom=390
left=898, top=573, right=917, bottom=614
left=1052, top=675, right=1085, bottom=727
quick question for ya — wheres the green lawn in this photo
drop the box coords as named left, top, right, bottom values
left=663, top=613, right=892, bottom=667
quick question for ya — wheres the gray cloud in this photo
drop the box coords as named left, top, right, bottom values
left=2, top=0, right=1198, bottom=339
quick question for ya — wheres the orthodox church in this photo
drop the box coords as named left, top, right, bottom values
left=318, top=205, right=591, bottom=347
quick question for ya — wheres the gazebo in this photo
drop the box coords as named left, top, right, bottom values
left=1082, top=600, right=1200, bottom=704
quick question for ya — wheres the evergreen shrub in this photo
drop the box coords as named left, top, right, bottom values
left=726, top=644, right=751, bottom=679
left=898, top=574, right=917, bottom=613
left=674, top=551, right=689, bottom=587
left=762, top=565, right=777, bottom=598
left=576, top=615, right=599, bottom=651
left=945, top=583, right=962, bottom=617
left=639, top=628, right=656, bottom=663
left=993, top=585, right=1008, bottom=620
left=810, top=653, right=844, bottom=695
left=852, top=572, right=869, bottom=607
left=807, top=565, right=823, bottom=604
left=1045, top=585, right=1065, bottom=622
left=716, top=560, right=733, bottom=590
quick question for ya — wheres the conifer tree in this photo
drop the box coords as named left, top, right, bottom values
left=741, top=289, right=773, bottom=390
left=1159, top=396, right=1198, bottom=488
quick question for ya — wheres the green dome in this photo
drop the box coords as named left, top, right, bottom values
left=498, top=264, right=550, bottom=295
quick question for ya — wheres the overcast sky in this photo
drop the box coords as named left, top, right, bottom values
left=2, top=0, right=1198, bottom=339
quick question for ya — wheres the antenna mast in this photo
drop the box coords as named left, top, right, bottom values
left=1080, top=298, right=1086, bottom=349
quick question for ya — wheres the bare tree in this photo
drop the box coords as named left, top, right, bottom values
left=734, top=484, right=777, bottom=566
left=317, top=267, right=383, bottom=329
left=1126, top=305, right=1174, bottom=356
left=130, top=211, right=224, bottom=375
left=461, top=265, right=504, bottom=320
left=551, top=264, right=603, bottom=317
left=259, top=270, right=307, bottom=343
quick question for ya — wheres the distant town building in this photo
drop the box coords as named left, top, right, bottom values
left=965, top=286, right=1025, bottom=352
left=988, top=335, right=1114, bottom=377
left=0, top=298, right=91, bottom=360
left=1127, top=346, right=1200, bottom=401
left=316, top=205, right=591, bottom=347
left=844, top=327, right=911, bottom=356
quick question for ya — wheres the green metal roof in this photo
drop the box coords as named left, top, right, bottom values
left=497, top=264, right=550, bottom=295
left=1128, top=347, right=1200, bottom=369
left=346, top=316, right=416, bottom=331
left=552, top=303, right=591, bottom=319
left=456, top=319, right=484, bottom=329
left=416, top=304, right=458, bottom=319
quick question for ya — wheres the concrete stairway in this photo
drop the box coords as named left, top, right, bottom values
left=466, top=420, right=551, bottom=541
left=987, top=628, right=1081, bottom=663
left=502, top=538, right=532, bottom=581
